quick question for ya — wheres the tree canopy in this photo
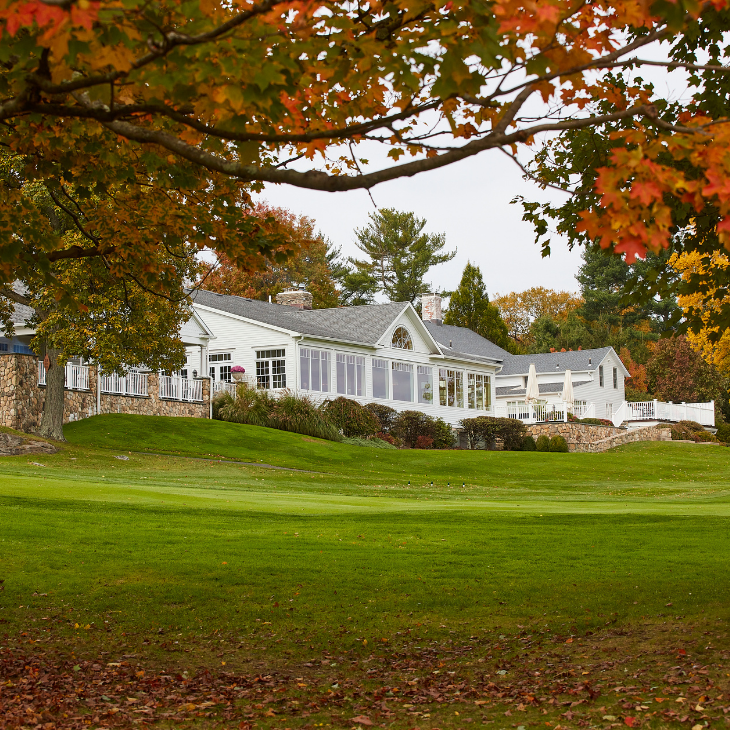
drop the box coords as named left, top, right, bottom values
left=517, top=5, right=730, bottom=334
left=346, top=210, right=455, bottom=304
left=3, top=1, right=730, bottom=301
left=203, top=203, right=342, bottom=309
left=443, top=263, right=513, bottom=351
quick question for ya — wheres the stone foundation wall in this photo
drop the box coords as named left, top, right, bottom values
left=1, top=353, right=210, bottom=434
left=526, top=422, right=671, bottom=452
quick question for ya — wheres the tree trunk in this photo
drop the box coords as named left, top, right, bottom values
left=38, top=348, right=66, bottom=441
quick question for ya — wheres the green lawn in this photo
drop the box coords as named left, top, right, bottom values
left=1, top=414, right=729, bottom=729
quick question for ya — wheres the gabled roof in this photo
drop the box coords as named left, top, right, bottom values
left=422, top=321, right=508, bottom=363
left=190, top=289, right=410, bottom=346
left=11, top=301, right=34, bottom=326
left=496, top=381, right=591, bottom=397
left=497, top=347, right=619, bottom=376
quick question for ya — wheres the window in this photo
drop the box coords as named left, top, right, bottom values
left=467, top=373, right=491, bottom=410
left=613, top=367, right=618, bottom=389
left=599, top=364, right=604, bottom=387
left=181, top=369, right=188, bottom=379
left=209, top=352, right=233, bottom=382
left=392, top=362, right=414, bottom=402
left=372, top=358, right=389, bottom=399
left=13, top=344, right=34, bottom=355
left=606, top=403, right=613, bottom=419
left=417, top=365, right=433, bottom=404
left=0, top=342, right=7, bottom=352
left=391, top=326, right=413, bottom=350
left=336, top=353, right=364, bottom=396
left=439, top=369, right=464, bottom=407
left=300, top=348, right=330, bottom=392
left=256, top=349, right=286, bottom=389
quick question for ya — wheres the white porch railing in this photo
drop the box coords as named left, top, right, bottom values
left=100, top=371, right=148, bottom=397
left=494, top=401, right=568, bottom=423
left=212, top=381, right=238, bottom=398
left=617, top=400, right=715, bottom=428
left=38, top=361, right=90, bottom=390
left=159, top=375, right=203, bottom=402
left=572, top=402, right=596, bottom=419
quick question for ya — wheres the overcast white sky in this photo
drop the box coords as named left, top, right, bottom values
left=256, top=149, right=582, bottom=299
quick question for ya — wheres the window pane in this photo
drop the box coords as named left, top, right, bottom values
left=346, top=355, right=356, bottom=396
left=373, top=359, right=388, bottom=399
left=272, top=359, right=286, bottom=388
left=392, top=362, right=413, bottom=402
left=468, top=373, right=476, bottom=409
left=439, top=368, right=448, bottom=406
left=455, top=371, right=463, bottom=407
left=447, top=370, right=455, bottom=407
left=311, top=350, right=321, bottom=391
left=356, top=356, right=364, bottom=397
left=336, top=354, right=346, bottom=395
left=321, top=352, right=330, bottom=392
left=300, top=349, right=310, bottom=390
left=475, top=374, right=484, bottom=410
left=209, top=367, right=216, bottom=381
left=256, top=360, right=269, bottom=389
left=221, top=365, right=231, bottom=382
left=417, top=365, right=432, bottom=404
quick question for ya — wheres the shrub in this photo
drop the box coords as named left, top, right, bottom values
left=375, top=431, right=402, bottom=447
left=365, top=403, right=398, bottom=433
left=217, top=383, right=274, bottom=427
left=577, top=417, right=614, bottom=426
left=392, top=410, right=435, bottom=448
left=499, top=418, right=528, bottom=451
left=694, top=430, right=717, bottom=443
left=212, top=390, right=233, bottom=420
left=549, top=435, right=569, bottom=452
left=431, top=418, right=457, bottom=449
left=414, top=435, right=434, bottom=449
left=459, top=416, right=526, bottom=451
left=341, top=436, right=397, bottom=449
left=536, top=434, right=550, bottom=452
left=676, top=420, right=706, bottom=433
left=320, top=397, right=380, bottom=438
left=717, top=424, right=730, bottom=443
left=270, top=391, right=342, bottom=441
left=521, top=435, right=537, bottom=451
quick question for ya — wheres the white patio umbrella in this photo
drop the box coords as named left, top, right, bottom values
left=524, top=362, right=540, bottom=403
left=562, top=368, right=574, bottom=410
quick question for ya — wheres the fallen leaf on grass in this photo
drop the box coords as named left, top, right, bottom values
left=624, top=717, right=637, bottom=727
left=351, top=715, right=373, bottom=725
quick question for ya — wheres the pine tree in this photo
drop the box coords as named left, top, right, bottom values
left=346, top=209, right=455, bottom=304
left=443, top=263, right=514, bottom=351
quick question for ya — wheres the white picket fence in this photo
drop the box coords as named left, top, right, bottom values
left=100, top=371, right=148, bottom=397
left=37, top=361, right=90, bottom=390
left=159, top=375, right=203, bottom=402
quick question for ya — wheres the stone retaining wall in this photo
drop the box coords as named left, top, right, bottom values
left=1, top=353, right=210, bottom=434
left=526, top=422, right=671, bottom=452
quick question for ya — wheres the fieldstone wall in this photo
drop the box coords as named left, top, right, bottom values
left=0, top=353, right=210, bottom=435
left=527, top=422, right=671, bottom=452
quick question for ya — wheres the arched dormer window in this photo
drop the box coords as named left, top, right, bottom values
left=391, top=326, right=413, bottom=350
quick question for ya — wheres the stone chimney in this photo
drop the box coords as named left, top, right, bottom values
left=421, top=292, right=442, bottom=325
left=276, top=287, right=313, bottom=310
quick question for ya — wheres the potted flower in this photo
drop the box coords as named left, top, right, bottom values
left=231, top=365, right=246, bottom=382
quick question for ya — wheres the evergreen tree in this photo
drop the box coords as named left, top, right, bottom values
left=345, top=209, right=455, bottom=304
left=443, top=263, right=514, bottom=351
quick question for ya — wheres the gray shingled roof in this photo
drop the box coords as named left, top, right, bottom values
left=422, top=321, right=508, bottom=363
left=11, top=302, right=34, bottom=325
left=496, top=381, right=591, bottom=397
left=497, top=347, right=614, bottom=376
left=190, top=289, right=409, bottom=345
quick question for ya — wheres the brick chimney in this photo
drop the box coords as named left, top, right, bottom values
left=276, top=287, right=313, bottom=310
left=421, top=292, right=442, bottom=325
